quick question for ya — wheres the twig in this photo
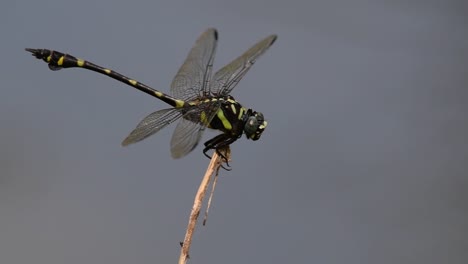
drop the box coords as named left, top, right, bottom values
left=178, top=148, right=230, bottom=264
left=203, top=168, right=219, bottom=226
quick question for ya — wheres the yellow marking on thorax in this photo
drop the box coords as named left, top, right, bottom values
left=57, top=56, right=64, bottom=66
left=104, top=69, right=111, bottom=74
left=230, top=104, right=237, bottom=114
left=238, top=107, right=245, bottom=120
left=259, top=121, right=268, bottom=129
left=227, top=98, right=236, bottom=104
left=77, top=59, right=85, bottom=67
left=46, top=55, right=52, bottom=62
left=200, top=111, right=208, bottom=125
left=128, top=79, right=138, bottom=86
left=217, top=109, right=232, bottom=130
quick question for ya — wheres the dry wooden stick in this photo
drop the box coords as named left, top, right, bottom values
left=178, top=148, right=230, bottom=264
left=203, top=169, right=219, bottom=226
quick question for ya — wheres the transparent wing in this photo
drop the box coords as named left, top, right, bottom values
left=170, top=103, right=221, bottom=158
left=122, top=108, right=183, bottom=146
left=170, top=117, right=204, bottom=159
left=170, top=28, right=218, bottom=101
left=211, top=34, right=277, bottom=96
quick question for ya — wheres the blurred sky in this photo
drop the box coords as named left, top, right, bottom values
left=1, top=1, right=467, bottom=264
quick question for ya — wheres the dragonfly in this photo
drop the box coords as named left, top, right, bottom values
left=26, top=29, right=277, bottom=162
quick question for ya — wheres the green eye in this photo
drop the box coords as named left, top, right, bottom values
left=243, top=112, right=266, bottom=141
left=244, top=116, right=259, bottom=137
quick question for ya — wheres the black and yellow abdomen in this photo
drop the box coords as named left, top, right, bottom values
left=25, top=48, right=185, bottom=108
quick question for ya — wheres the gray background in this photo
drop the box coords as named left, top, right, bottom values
left=1, top=1, right=467, bottom=263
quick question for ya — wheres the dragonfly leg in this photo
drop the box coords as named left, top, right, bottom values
left=204, top=134, right=238, bottom=170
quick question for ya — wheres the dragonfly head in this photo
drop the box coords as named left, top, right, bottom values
left=244, top=111, right=267, bottom=141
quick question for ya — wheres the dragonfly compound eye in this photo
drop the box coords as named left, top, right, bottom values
left=244, top=113, right=267, bottom=141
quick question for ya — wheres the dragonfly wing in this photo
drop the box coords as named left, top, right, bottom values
left=170, top=103, right=220, bottom=159
left=170, top=117, right=205, bottom=159
left=211, top=34, right=277, bottom=96
left=170, top=28, right=218, bottom=101
left=122, top=108, right=183, bottom=146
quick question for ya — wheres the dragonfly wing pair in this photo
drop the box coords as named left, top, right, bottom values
left=123, top=29, right=276, bottom=158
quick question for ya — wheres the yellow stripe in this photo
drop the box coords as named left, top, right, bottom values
left=46, top=55, right=52, bottom=62
left=200, top=111, right=208, bottom=125
left=154, top=91, right=163, bottom=98
left=175, top=100, right=185, bottom=108
left=104, top=69, right=111, bottom=74
left=217, top=109, right=232, bottom=130
left=128, top=79, right=137, bottom=86
left=57, top=56, right=64, bottom=66
left=259, top=121, right=268, bottom=129
left=230, top=104, right=237, bottom=114
left=77, top=59, right=85, bottom=67
left=227, top=98, right=236, bottom=104
left=238, top=107, right=245, bottom=120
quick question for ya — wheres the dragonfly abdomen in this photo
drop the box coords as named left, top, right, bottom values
left=25, top=48, right=185, bottom=109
